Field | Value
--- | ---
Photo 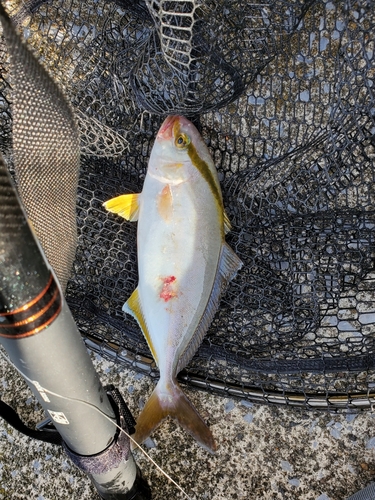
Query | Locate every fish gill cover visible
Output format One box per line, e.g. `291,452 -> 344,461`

0,0 -> 375,409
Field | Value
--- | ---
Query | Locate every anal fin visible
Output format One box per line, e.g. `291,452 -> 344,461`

123,288 -> 158,363
103,193 -> 140,221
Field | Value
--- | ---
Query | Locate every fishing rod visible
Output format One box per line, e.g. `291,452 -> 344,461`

0,157 -> 151,499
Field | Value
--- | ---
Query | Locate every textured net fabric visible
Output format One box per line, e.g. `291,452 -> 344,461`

0,1 -> 80,292
0,0 -> 375,409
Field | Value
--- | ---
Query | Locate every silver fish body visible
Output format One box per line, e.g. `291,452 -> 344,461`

104,115 -> 242,452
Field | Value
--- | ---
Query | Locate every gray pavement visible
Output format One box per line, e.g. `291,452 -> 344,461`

1,349 -> 375,499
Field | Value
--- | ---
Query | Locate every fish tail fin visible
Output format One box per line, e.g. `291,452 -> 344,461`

132,380 -> 216,454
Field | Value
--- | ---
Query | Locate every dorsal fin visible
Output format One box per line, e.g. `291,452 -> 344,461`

177,243 -> 243,373
223,210 -> 232,234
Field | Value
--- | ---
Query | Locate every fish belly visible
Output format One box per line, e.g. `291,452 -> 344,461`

137,173 -> 222,380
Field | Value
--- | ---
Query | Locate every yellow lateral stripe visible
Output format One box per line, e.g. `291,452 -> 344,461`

103,193 -> 140,221
187,143 -> 222,209
172,120 -> 223,215
187,142 -> 224,232
126,289 -> 158,363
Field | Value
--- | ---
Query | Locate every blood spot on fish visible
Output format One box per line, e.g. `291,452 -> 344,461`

160,275 -> 177,302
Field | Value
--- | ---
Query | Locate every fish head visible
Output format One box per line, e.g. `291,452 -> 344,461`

148,115 -> 212,182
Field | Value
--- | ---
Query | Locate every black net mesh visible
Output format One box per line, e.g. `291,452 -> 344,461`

1,0 -> 375,410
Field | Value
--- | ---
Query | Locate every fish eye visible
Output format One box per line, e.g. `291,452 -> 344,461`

175,133 -> 190,149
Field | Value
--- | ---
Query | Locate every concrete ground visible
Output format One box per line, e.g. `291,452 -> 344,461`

0,349 -> 375,500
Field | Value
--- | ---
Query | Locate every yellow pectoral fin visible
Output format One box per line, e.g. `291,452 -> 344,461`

157,184 -> 172,223
103,193 -> 140,221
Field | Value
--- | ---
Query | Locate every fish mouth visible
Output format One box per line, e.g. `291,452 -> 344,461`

157,115 -> 181,140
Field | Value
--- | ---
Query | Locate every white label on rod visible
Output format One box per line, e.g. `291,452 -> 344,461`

33,380 -> 51,403
48,410 -> 70,425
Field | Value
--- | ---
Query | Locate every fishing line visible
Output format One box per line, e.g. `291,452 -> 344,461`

0,348 -> 193,500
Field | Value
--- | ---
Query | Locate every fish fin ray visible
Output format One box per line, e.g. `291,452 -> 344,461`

103,193 -> 140,221
177,243 -> 243,373
219,242 -> 243,282
223,210 -> 232,234
132,380 -> 216,453
123,288 -> 158,363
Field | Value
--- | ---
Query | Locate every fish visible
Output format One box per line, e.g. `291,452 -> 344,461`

103,115 -> 242,453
